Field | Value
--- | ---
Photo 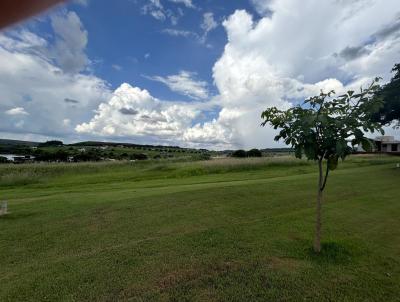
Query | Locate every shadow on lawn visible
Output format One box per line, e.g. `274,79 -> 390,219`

307,242 -> 360,265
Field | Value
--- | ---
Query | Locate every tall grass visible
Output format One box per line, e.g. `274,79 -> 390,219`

0,161 -> 134,187
0,154 -> 397,187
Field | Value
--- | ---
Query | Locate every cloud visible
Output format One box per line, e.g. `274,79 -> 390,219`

5,107 -> 29,116
146,71 -> 210,100
373,17 -> 400,41
168,0 -> 194,8
201,12 -> 218,33
338,45 -> 370,60
200,12 -> 218,43
161,28 -> 198,38
0,27 -> 110,139
74,0 -> 89,6
188,1 -> 400,149
76,83 -> 200,142
76,82 -> 236,149
249,0 -> 273,16
64,98 -> 80,104
141,0 -> 184,24
142,0 -> 166,20
335,16 -> 400,62
119,108 -> 139,115
160,12 -> 218,46
112,64 -> 123,71
50,11 -> 89,74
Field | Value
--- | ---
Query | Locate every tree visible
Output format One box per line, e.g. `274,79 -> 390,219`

231,150 -> 247,158
247,149 -> 262,157
372,63 -> 400,128
38,140 -> 63,147
261,79 -> 384,253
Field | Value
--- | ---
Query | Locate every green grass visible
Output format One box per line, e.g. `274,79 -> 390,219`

0,155 -> 399,301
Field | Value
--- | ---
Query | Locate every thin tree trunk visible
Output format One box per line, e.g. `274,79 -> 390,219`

314,159 -> 323,253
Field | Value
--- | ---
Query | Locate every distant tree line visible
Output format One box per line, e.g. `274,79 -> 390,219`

230,149 -> 262,158
38,140 -> 64,147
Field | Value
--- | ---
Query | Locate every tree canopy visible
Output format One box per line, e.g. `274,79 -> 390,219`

262,79 -> 384,167
371,63 -> 400,128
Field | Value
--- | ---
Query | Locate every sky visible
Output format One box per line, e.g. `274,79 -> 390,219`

0,0 -> 399,150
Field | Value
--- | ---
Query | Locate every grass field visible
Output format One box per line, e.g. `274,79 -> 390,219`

0,155 -> 399,301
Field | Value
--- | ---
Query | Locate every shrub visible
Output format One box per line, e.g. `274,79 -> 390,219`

247,149 -> 262,157
131,153 -> 148,160
231,150 -> 247,158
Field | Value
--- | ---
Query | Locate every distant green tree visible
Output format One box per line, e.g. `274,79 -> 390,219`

0,156 -> 9,163
261,79 -> 383,253
38,140 -> 63,147
192,153 -> 211,161
131,153 -> 148,160
247,149 -> 262,157
372,63 -> 400,128
231,150 -> 247,158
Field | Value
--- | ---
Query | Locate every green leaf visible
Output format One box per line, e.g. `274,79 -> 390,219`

294,147 -> 303,159
327,156 -> 339,171
361,138 -> 373,152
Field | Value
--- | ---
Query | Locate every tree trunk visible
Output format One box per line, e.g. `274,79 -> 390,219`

314,159 -> 323,253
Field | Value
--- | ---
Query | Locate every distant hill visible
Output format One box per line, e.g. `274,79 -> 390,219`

0,138 -> 293,153
0,139 -> 40,147
69,141 -> 206,152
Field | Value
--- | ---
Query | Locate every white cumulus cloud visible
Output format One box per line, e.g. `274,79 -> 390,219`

189,1 -> 400,149
5,107 -> 29,116
0,25 -> 110,140
76,83 -> 200,141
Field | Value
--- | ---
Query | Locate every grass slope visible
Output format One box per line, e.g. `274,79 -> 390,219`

0,156 -> 399,301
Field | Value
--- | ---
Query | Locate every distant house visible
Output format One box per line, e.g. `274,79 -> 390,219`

374,136 -> 400,153
13,155 -> 35,163
357,136 -> 400,153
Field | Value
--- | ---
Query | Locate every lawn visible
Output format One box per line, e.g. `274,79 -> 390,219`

0,155 -> 399,301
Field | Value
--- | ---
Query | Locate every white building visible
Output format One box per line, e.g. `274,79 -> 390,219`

374,136 -> 400,153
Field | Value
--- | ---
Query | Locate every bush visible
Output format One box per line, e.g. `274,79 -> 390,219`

247,149 -> 262,157
131,153 -> 148,160
0,156 -> 9,164
231,150 -> 247,158
192,153 -> 211,161
38,140 -> 63,147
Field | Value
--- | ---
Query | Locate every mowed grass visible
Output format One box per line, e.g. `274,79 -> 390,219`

0,155 -> 399,301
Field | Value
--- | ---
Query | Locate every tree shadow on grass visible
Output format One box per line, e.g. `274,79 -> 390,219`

307,242 -> 357,265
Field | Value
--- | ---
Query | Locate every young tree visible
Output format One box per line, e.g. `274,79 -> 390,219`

261,79 -> 384,253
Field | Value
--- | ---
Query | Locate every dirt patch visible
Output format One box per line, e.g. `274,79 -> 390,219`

266,256 -> 302,271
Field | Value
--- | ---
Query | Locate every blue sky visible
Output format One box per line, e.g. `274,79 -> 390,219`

0,0 -> 399,149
